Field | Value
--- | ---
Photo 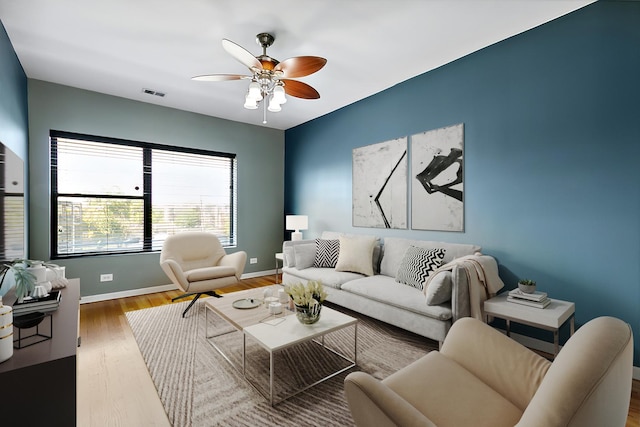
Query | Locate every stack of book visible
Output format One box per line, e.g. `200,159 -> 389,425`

12,291 -> 62,316
507,289 -> 550,309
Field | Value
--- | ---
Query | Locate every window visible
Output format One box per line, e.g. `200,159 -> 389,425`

50,131 -> 237,258
0,142 -> 26,262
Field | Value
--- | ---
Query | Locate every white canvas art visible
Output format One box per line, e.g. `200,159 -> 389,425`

411,123 -> 464,231
352,137 -> 407,229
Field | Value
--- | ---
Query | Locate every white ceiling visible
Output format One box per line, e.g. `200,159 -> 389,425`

0,0 -> 594,130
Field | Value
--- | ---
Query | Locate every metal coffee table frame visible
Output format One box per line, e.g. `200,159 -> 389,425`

204,291 -> 358,406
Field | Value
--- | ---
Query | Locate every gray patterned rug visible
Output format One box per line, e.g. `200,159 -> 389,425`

126,300 -> 437,427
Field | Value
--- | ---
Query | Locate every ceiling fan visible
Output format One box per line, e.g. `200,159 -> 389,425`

193,32 -> 327,123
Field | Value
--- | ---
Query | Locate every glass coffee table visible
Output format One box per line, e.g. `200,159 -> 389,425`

204,288 -> 358,405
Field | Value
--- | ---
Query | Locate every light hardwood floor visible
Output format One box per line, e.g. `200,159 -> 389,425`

78,275 -> 639,426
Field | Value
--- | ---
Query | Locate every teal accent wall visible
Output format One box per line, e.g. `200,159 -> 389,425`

28,80 -> 284,297
285,1 -> 640,365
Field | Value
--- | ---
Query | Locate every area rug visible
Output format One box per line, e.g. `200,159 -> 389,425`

126,300 -> 438,427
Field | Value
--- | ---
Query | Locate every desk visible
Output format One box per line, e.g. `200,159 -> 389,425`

484,292 -> 574,358
275,252 -> 284,284
0,278 -> 80,426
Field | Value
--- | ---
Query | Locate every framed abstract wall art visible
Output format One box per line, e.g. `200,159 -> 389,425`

410,123 -> 464,232
352,137 -> 407,229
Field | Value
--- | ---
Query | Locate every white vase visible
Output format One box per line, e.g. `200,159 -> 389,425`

27,262 -> 47,284
0,297 -> 13,363
40,281 -> 52,294
46,265 -> 68,289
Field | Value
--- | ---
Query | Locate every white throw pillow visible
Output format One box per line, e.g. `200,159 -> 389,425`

335,235 -> 377,276
284,247 -> 295,267
294,243 -> 316,270
395,246 -> 445,290
425,270 -> 453,305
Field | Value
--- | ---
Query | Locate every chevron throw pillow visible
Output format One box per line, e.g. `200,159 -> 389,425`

395,246 -> 445,290
313,239 -> 340,268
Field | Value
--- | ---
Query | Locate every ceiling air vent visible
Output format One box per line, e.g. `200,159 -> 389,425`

142,88 -> 166,97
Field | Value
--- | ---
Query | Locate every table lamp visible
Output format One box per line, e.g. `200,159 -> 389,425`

286,215 -> 308,241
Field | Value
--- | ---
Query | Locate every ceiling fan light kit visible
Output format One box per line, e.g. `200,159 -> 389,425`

193,32 -> 326,124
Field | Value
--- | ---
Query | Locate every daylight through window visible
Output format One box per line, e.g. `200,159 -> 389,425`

50,131 -> 237,258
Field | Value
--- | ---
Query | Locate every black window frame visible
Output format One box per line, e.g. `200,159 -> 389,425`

50,130 -> 237,259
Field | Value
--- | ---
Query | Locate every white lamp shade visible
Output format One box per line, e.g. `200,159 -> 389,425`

268,97 -> 282,112
244,94 -> 258,109
273,85 -> 287,104
286,215 -> 308,231
248,81 -> 263,101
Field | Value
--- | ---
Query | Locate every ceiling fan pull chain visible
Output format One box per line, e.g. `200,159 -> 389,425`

263,99 -> 267,124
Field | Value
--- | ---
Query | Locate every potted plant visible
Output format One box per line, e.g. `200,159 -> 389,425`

285,280 -> 328,324
0,260 -> 38,303
518,278 -> 537,294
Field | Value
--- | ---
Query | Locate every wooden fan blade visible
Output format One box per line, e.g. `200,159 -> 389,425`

282,79 -> 320,99
274,56 -> 327,78
191,74 -> 251,81
222,39 -> 262,71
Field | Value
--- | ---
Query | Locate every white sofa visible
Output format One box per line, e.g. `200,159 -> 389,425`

282,232 -> 503,346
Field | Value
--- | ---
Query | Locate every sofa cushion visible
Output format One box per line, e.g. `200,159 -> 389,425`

341,276 -> 452,321
293,243 -> 316,270
426,270 -> 453,305
185,266 -> 237,281
322,231 -> 382,274
335,235 -> 377,276
314,239 -> 340,268
383,351 -> 523,427
282,266 -> 364,290
395,246 -> 445,290
380,237 -> 481,277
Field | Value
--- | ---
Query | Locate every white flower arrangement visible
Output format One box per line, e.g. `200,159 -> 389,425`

285,280 -> 327,308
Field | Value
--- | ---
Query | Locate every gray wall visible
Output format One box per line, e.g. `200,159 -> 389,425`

28,80 -> 284,297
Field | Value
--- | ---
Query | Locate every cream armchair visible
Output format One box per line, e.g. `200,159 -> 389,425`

345,316 -> 633,427
160,232 -> 247,317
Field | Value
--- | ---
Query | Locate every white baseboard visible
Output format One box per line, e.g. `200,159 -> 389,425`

79,269 -> 276,304
497,328 -> 640,381
242,269 -> 276,279
80,283 -> 179,304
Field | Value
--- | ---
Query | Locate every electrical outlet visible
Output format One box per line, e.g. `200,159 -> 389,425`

100,273 -> 113,282
250,258 -> 258,264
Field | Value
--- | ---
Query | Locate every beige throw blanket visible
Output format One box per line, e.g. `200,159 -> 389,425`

424,254 -> 504,320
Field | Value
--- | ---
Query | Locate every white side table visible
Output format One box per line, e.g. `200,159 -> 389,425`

484,292 -> 575,359
275,252 -> 284,284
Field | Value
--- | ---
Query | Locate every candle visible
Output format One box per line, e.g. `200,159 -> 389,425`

269,302 -> 283,315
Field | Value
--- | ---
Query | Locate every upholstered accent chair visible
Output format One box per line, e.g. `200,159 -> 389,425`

160,232 -> 247,317
345,316 -> 633,427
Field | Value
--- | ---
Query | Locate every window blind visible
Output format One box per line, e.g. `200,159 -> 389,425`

51,131 -> 237,258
